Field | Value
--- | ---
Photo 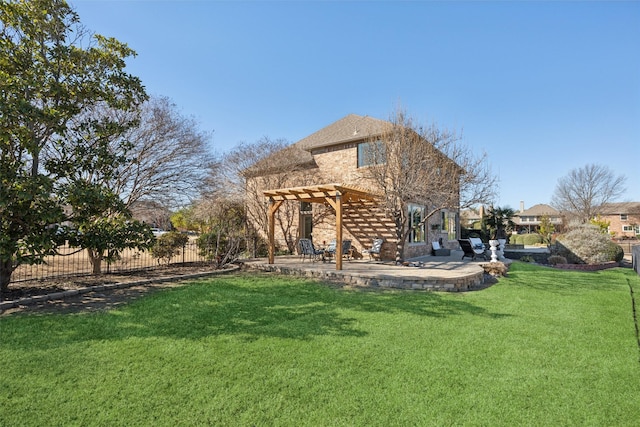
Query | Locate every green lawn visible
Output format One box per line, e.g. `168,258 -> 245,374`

1,263 -> 639,426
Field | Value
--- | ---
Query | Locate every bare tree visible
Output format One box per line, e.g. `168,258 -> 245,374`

207,137 -> 329,254
191,195 -> 245,268
114,95 -> 213,210
361,109 -> 497,261
551,163 -> 627,223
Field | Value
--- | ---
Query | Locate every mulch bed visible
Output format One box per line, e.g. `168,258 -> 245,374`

0,265 -> 232,316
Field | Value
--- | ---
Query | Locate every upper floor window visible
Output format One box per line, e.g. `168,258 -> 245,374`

620,214 -> 628,221
357,140 -> 386,168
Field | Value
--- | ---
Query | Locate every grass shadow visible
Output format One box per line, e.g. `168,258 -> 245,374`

1,272 -> 511,349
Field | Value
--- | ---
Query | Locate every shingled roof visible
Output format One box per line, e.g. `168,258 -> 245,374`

599,202 -> 640,215
244,114 -> 389,177
515,204 -> 560,217
295,114 -> 389,151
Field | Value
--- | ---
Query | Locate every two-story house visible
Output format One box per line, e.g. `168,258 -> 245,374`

513,202 -> 563,234
244,114 -> 462,264
598,202 -> 640,237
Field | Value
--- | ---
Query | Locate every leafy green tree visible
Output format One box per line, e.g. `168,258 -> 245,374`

170,206 -> 203,233
589,215 -> 611,234
150,232 -> 189,265
0,0 -> 146,291
61,181 -> 153,273
538,214 -> 556,245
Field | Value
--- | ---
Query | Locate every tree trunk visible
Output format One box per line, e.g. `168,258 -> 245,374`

87,249 -> 103,274
0,258 -> 15,296
394,215 -> 405,264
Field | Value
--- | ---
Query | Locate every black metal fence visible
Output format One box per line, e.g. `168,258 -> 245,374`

615,240 -> 640,256
11,240 -> 211,283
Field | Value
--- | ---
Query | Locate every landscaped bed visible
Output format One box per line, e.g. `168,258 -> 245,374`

1,264 -> 639,426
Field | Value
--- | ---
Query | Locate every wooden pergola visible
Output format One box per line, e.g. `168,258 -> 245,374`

263,183 -> 380,270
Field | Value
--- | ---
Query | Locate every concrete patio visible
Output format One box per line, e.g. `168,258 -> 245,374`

243,250 -> 506,292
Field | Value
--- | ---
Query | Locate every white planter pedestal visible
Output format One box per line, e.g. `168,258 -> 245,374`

489,240 -> 499,263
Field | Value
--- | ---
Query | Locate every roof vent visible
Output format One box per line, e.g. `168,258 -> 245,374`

353,127 -> 359,136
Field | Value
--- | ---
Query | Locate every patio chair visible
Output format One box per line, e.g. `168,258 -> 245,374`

362,238 -> 384,260
298,238 -> 323,262
326,239 -> 353,261
469,237 -> 488,256
458,238 -> 488,261
431,241 -> 451,256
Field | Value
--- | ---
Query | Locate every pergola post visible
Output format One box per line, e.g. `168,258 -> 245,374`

335,192 -> 343,270
267,198 -> 283,264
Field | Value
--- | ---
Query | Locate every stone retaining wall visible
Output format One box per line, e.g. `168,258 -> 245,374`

246,263 -> 484,292
552,262 -> 618,271
504,250 -> 550,264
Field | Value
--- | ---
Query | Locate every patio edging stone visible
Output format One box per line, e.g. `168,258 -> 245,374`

245,260 -> 484,291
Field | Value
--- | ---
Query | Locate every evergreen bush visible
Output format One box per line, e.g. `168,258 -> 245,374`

548,255 -> 568,265
523,234 -> 543,245
604,241 -> 624,263
555,224 -> 616,264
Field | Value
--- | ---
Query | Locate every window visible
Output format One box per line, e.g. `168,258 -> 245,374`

299,202 -> 313,239
620,214 -> 628,221
357,140 -> 386,168
623,225 -> 634,232
442,210 -> 458,241
408,204 -> 425,243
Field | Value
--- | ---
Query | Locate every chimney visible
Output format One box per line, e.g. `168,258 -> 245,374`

520,201 -> 525,213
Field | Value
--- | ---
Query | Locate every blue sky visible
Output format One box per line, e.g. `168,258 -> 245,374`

71,0 -> 639,209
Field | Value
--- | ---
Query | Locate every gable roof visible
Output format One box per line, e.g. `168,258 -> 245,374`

599,202 -> 640,215
296,114 -> 388,151
515,204 -> 560,217
244,114 -> 388,177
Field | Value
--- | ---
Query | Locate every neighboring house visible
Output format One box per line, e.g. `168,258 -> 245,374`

460,206 -> 485,230
598,202 -> 640,238
513,202 -> 563,234
244,114 -> 461,261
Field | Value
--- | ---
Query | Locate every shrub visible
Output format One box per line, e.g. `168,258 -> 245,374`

519,255 -> 535,263
197,230 -> 245,268
150,232 -> 189,265
522,234 -> 543,245
512,234 -> 526,245
555,224 -> 616,264
604,241 -> 624,263
548,255 -> 568,265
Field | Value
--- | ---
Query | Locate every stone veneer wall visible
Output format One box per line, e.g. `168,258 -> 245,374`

248,263 -> 484,292
503,250 -> 550,264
